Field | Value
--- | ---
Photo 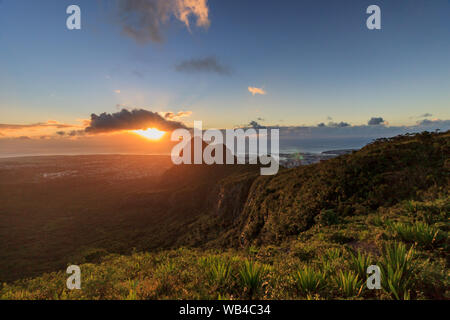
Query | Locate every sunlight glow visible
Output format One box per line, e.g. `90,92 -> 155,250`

133,128 -> 166,140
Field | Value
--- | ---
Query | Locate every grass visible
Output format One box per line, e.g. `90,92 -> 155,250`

239,260 -> 270,298
349,250 -> 372,281
0,199 -> 448,300
293,266 -> 326,295
333,270 -> 363,297
379,242 -> 416,300
388,221 -> 446,248
200,256 -> 232,288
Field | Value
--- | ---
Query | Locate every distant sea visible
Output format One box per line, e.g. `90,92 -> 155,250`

279,137 -> 374,154
0,137 -> 376,159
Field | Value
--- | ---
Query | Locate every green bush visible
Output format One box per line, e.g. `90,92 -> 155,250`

239,260 -> 270,298
389,221 -> 446,248
379,242 -> 415,300
333,270 -> 362,297
201,256 -> 232,288
293,266 -> 326,295
349,250 -> 372,280
315,209 -> 339,226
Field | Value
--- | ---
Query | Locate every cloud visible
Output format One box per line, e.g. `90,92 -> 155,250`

117,0 -> 210,43
85,108 -> 187,134
163,111 -> 192,120
0,121 -> 77,130
417,119 -> 450,126
248,121 -> 266,129
368,117 -> 385,125
175,56 -> 230,75
419,113 -> 433,118
248,87 -> 266,96
114,90 -> 121,94
328,121 -> 350,128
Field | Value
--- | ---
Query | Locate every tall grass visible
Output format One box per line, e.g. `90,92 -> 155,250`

388,221 -> 445,248
349,250 -> 372,280
293,266 -> 326,295
333,270 -> 362,297
200,256 -> 232,287
380,242 -> 415,300
239,260 -> 270,298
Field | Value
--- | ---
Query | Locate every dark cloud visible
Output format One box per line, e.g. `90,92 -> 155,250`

417,119 -> 450,126
420,113 -> 433,118
56,131 -> 65,136
368,117 -> 385,125
248,121 -> 266,129
175,56 -> 231,75
317,121 -> 350,128
328,121 -> 350,128
85,108 -> 187,134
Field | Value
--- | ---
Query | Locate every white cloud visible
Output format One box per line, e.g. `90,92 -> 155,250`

248,86 -> 266,96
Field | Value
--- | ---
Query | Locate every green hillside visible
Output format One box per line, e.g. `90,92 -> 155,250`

1,131 -> 449,300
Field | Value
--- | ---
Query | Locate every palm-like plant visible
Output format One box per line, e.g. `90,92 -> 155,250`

349,250 -> 372,280
239,260 -> 270,298
333,270 -> 363,297
293,266 -> 326,294
379,242 -> 415,300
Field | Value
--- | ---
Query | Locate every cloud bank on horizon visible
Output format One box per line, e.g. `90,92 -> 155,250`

1,109 -> 449,141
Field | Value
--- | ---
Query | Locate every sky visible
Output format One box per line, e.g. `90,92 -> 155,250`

0,0 -> 449,155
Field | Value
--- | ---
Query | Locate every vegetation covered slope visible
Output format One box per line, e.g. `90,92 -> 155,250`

180,131 -> 449,248
1,131 -> 449,299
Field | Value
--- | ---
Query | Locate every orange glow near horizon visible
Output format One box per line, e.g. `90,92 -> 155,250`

133,128 -> 166,140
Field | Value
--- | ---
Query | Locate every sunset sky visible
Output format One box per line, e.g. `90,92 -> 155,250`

0,0 -> 449,155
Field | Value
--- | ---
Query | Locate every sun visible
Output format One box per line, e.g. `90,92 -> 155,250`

133,128 -> 166,140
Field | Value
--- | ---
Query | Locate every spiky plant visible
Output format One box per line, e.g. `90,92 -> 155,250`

239,260 -> 270,298
349,250 -> 372,280
389,222 -> 445,248
333,270 -> 363,298
293,266 -> 326,295
206,258 -> 232,287
379,242 -> 415,300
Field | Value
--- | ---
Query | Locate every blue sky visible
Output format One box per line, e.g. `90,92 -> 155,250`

0,0 -> 449,145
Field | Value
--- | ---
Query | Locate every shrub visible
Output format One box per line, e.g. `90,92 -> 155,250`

379,242 -> 415,300
293,266 -> 326,295
333,270 -> 362,297
315,209 -> 339,226
349,250 -> 372,280
324,248 -> 342,261
389,221 -> 446,248
368,215 -> 384,227
239,260 -> 270,298
202,256 -> 232,288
